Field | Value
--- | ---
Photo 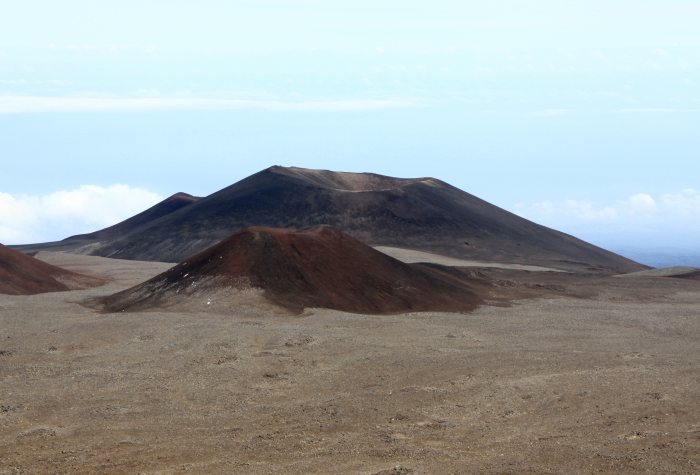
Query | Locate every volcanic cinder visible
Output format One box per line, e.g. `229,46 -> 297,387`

7,167 -> 696,474
2,248 -> 699,474
0,243 -> 105,295
15,166 -> 646,274
96,226 -> 482,314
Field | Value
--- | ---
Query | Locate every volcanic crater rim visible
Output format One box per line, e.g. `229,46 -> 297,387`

270,165 -> 436,192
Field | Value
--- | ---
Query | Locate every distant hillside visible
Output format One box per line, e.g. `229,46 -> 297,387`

66,192 -> 200,242
611,248 -> 700,269
14,166 -> 647,273
0,243 -> 104,295
13,192 -> 200,255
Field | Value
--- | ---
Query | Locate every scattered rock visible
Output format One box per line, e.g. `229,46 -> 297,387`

284,335 -> 314,347
372,465 -> 413,475
18,427 -> 57,439
215,354 -> 238,365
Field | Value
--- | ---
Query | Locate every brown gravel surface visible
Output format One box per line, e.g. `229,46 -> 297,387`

0,253 -> 698,474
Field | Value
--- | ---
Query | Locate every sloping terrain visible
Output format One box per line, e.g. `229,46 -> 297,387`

674,270 -> 700,281
66,192 -> 200,242
0,243 -> 105,295
96,226 -> 482,314
618,266 -> 700,281
15,166 -> 646,273
13,192 -> 200,255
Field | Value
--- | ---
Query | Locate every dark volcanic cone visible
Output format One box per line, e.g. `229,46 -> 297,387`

0,244 -> 105,295
16,166 -> 646,274
98,226 -> 482,315
12,192 -> 200,255
64,192 -> 200,242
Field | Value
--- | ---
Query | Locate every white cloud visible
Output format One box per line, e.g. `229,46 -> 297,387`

0,185 -> 162,244
622,193 -> 657,216
661,189 -> 700,216
0,194 -> 38,244
562,200 -> 619,221
0,95 -> 421,114
513,189 -> 700,248
611,108 -> 700,114
516,190 -> 700,225
530,109 -> 571,118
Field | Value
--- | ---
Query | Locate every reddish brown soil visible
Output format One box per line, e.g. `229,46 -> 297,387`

0,244 -> 106,295
99,226 -> 482,314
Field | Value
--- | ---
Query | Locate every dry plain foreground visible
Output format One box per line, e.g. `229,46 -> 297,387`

0,252 -> 699,474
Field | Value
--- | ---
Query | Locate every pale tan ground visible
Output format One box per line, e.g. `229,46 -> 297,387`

1,253 -> 699,474
374,246 -> 565,272
616,266 -> 700,278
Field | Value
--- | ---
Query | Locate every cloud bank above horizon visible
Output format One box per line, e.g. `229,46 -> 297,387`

514,189 -> 700,249
0,1 -> 697,256
0,185 -> 162,244
0,96 -> 420,114
1,183 -> 699,254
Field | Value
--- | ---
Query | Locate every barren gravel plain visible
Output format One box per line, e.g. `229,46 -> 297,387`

1,252 -> 699,474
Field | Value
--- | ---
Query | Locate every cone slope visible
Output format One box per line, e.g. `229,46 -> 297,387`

99,226 -> 482,314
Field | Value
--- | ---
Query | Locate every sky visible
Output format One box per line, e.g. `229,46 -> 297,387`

0,1 -> 699,264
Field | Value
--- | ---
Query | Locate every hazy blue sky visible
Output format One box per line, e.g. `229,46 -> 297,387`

1,1 -> 699,261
